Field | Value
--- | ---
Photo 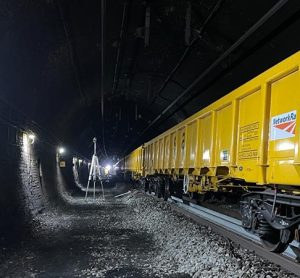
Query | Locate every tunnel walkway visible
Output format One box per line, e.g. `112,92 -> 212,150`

0,183 -> 296,278
0,187 -> 160,278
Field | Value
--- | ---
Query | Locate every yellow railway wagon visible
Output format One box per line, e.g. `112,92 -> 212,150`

124,146 -> 143,179
144,51 -> 300,188
126,51 -> 300,254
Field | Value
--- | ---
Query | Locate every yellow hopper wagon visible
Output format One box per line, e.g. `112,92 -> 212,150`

124,146 -> 144,181
124,52 -> 300,253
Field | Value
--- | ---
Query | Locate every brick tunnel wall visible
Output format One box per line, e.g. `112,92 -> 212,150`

0,120 -> 87,243
0,122 -> 25,242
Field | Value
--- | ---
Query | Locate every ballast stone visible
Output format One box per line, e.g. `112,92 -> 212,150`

122,192 -> 296,278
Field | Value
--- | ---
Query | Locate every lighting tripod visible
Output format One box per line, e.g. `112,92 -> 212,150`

85,137 -> 105,201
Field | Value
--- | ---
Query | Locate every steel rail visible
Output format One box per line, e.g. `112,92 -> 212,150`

168,196 -> 300,277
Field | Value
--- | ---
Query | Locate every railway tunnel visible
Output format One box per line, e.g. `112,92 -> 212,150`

2,0 -> 300,277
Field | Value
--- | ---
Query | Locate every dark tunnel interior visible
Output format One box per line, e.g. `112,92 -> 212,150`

1,0 -> 300,276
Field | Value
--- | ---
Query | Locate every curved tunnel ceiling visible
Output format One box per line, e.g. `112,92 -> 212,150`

1,0 -> 300,158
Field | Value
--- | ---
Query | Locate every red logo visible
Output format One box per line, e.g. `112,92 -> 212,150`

274,121 -> 296,134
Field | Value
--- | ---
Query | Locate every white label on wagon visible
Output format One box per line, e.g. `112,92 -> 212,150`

270,110 -> 297,141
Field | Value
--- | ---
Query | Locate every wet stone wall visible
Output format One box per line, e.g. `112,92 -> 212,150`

19,132 -> 45,217
0,122 -> 59,243
0,123 -> 24,242
0,115 -> 91,245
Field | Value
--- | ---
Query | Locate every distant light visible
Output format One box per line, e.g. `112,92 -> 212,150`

105,164 -> 112,171
23,133 -> 29,153
78,159 -> 83,164
22,132 -> 36,153
28,133 -> 36,144
58,147 -> 65,154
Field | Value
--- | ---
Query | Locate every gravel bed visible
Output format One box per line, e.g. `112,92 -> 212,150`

121,191 -> 297,278
0,187 -> 297,277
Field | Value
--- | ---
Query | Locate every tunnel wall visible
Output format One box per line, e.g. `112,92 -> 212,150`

0,120 -> 87,243
0,123 -> 26,242
0,122 -> 51,242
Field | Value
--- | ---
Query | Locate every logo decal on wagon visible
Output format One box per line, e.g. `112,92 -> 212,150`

270,110 -> 296,140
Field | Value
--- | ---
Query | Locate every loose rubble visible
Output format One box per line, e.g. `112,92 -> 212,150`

0,187 -> 297,277
121,191 -> 297,278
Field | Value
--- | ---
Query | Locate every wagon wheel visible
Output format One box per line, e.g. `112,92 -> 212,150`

148,181 -> 152,194
258,218 -> 294,253
155,181 -> 162,198
188,192 -> 196,200
163,178 -> 170,201
197,193 -> 206,204
144,179 -> 149,193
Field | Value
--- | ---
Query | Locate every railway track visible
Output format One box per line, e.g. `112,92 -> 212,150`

148,192 -> 300,276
